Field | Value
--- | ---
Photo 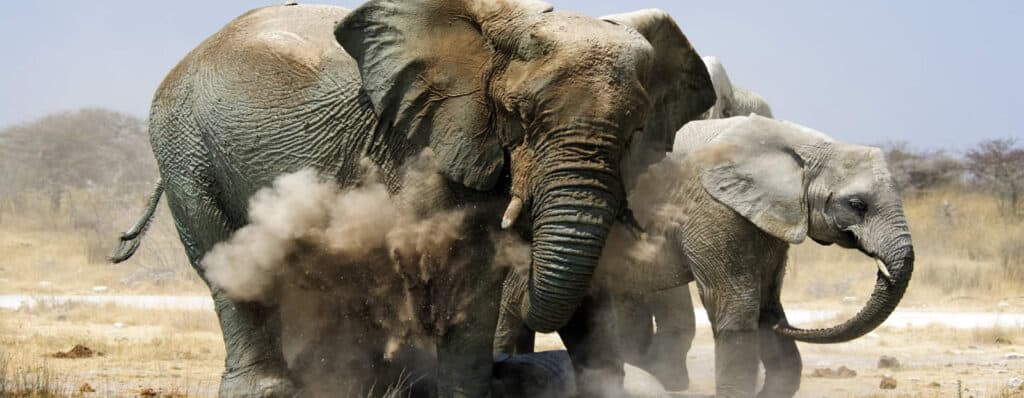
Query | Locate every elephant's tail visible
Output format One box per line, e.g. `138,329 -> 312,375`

110,179 -> 164,264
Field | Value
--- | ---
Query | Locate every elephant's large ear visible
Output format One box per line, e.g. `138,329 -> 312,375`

695,116 -> 808,243
601,9 -> 716,154
336,0 -> 548,190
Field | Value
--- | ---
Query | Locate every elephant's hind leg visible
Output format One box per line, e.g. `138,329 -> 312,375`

646,285 -> 696,391
164,186 -> 298,397
558,292 -> 627,398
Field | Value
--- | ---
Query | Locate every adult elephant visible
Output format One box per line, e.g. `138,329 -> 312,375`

110,1 -> 714,397
702,56 -> 774,119
499,115 -> 915,397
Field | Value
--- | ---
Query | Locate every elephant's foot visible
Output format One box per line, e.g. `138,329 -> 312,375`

646,360 -> 689,391
220,365 -> 300,398
757,387 -> 798,398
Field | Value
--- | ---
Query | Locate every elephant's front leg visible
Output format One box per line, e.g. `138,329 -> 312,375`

558,292 -> 627,398
697,281 -> 761,398
437,278 -> 503,398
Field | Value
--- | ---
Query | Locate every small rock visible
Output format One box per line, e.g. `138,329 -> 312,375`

1005,353 -> 1024,360
880,375 -> 897,390
92,286 -> 108,293
1009,377 -> 1024,390
927,381 -> 941,388
996,337 -> 1013,345
878,355 -> 901,369
113,322 -> 124,329
79,382 -> 96,393
138,388 -> 158,398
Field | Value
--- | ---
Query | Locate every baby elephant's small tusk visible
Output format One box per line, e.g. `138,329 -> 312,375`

875,259 -> 894,283
501,196 -> 523,229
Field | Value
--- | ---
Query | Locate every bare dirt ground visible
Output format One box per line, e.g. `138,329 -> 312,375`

3,297 -> 1023,398
2,188 -> 1023,397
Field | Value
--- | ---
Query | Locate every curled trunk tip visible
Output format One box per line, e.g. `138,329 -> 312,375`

775,250 -> 913,344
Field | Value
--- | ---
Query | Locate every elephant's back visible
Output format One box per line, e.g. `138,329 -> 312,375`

153,4 -> 355,107
149,4 -> 377,212
182,3 -> 360,113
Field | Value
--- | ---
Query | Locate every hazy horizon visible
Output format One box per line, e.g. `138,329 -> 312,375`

1,1 -> 1020,149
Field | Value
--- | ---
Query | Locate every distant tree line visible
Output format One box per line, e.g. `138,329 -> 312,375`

883,138 -> 1024,217
0,108 -> 1020,217
0,108 -> 157,206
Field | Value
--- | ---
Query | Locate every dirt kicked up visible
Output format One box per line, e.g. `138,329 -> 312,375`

2,296 -> 1023,397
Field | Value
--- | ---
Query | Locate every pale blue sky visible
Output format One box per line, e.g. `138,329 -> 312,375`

1,1 -> 1020,149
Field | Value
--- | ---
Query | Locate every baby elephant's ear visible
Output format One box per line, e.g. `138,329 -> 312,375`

695,116 -> 808,243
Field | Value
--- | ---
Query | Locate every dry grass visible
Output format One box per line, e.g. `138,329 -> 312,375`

0,354 -> 72,398
785,187 -> 1024,307
0,189 -> 206,296
0,303 -> 223,398
2,184 -> 1023,397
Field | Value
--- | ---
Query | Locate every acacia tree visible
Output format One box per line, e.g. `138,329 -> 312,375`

965,138 -> 1024,218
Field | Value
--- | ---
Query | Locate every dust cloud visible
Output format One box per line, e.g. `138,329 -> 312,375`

596,155 -> 693,293
201,151 -> 526,395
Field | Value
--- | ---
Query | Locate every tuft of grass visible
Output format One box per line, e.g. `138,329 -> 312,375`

0,355 -> 73,398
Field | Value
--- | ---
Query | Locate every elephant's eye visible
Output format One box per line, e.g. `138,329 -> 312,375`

848,197 -> 868,213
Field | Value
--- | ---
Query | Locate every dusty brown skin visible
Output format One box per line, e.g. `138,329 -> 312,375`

112,1 -> 714,396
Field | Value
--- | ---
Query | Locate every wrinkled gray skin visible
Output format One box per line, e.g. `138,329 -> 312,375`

619,55 -> 776,390
111,1 -> 714,397
499,115 -> 915,397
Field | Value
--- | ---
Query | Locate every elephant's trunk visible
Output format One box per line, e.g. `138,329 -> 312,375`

776,225 -> 914,343
519,132 -> 622,333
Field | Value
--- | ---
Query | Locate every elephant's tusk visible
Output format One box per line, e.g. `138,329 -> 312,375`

501,196 -> 523,229
875,259 -> 894,283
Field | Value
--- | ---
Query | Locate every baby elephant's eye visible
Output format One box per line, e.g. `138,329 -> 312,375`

848,197 -> 868,213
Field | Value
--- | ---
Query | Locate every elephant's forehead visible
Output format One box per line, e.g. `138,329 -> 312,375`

533,11 -> 651,66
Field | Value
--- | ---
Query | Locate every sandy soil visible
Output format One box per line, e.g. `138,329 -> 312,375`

3,296 -> 1023,397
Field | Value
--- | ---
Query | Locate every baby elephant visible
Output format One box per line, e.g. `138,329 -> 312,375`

498,115 -> 915,398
